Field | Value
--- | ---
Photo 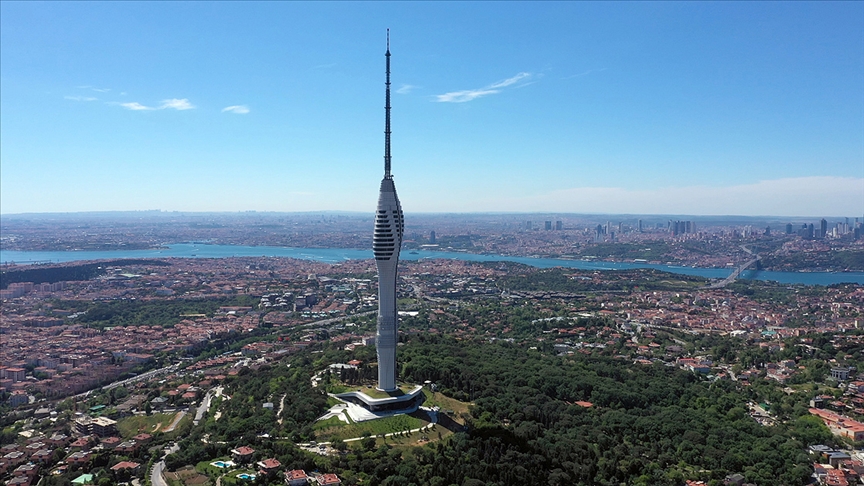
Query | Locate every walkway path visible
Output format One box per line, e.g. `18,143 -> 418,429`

276,393 -> 286,425
161,411 -> 186,433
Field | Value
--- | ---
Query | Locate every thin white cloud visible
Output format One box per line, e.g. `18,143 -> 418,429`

119,102 -> 155,111
396,84 -> 418,94
65,95 -> 98,102
488,72 -> 531,89
471,177 -> 864,217
435,72 -> 532,103
436,89 -> 500,103
159,98 -> 195,110
114,98 -> 195,111
222,105 -> 250,114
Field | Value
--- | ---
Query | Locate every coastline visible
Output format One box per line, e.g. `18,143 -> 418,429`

2,244 -> 864,286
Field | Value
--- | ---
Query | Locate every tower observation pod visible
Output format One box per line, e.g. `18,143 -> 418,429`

373,30 -> 404,392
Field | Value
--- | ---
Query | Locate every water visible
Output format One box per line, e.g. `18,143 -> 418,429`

2,243 -> 863,286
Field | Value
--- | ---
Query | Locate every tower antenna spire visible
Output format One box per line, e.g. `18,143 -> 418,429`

384,29 -> 392,179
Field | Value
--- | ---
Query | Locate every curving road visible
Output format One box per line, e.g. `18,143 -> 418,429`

149,443 -> 179,486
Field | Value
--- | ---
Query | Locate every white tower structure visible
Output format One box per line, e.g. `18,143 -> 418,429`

373,30 -> 404,392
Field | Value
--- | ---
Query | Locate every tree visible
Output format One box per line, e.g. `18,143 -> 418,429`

332,439 -> 347,453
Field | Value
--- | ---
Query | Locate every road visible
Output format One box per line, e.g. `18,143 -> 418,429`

72,362 -> 179,400
194,386 -> 223,425
300,310 -> 376,328
103,363 -> 179,391
150,443 -> 179,486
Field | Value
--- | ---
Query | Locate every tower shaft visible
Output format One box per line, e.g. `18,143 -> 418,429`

374,30 -> 403,392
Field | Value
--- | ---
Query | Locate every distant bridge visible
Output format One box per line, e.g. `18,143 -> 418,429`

704,245 -> 760,289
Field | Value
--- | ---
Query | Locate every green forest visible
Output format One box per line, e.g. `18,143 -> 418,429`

58,295 -> 258,328
0,259 -> 169,289
167,336 -> 825,486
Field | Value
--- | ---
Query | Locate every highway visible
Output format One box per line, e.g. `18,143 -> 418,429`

299,309 -> 377,328
71,362 -> 179,400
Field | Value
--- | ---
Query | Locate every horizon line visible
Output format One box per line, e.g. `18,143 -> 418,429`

1,210 -> 860,220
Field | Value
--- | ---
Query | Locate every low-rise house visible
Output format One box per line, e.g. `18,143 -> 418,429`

2,451 -> 26,466
12,463 -> 38,478
23,442 -> 45,452
316,473 -> 341,485
100,436 -> 121,449
110,461 -> 141,472
810,408 -> 864,441
66,451 -> 91,465
115,441 -> 139,454
46,433 -> 70,446
31,449 -> 54,463
285,469 -> 309,486
231,446 -> 255,463
257,458 -> 281,473
6,475 -> 34,486
132,433 -> 153,444
825,468 -> 849,486
1,444 -> 20,455
69,436 -> 93,449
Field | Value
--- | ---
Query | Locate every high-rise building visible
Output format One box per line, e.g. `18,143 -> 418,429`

429,230 -> 436,244
637,219 -> 643,233
544,221 -> 552,231
555,220 -> 563,231
373,32 -> 404,392
820,219 -> 828,238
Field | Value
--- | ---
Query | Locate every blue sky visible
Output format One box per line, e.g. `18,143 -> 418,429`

1,2 -> 862,216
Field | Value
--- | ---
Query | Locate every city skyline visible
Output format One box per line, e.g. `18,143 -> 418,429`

1,2 -> 862,216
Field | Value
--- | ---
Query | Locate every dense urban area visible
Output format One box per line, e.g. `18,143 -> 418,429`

1,212 -> 862,272
1,214 -> 864,486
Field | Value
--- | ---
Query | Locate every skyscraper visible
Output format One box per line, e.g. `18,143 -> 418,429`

373,31 -> 404,392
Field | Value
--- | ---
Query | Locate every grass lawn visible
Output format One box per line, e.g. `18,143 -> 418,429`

326,383 -> 351,394
422,390 -> 471,416
220,469 -> 259,486
316,412 -> 427,442
117,412 -> 177,438
344,384 -> 416,399
313,415 -> 345,430
195,458 -> 228,476
377,422 -> 448,450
